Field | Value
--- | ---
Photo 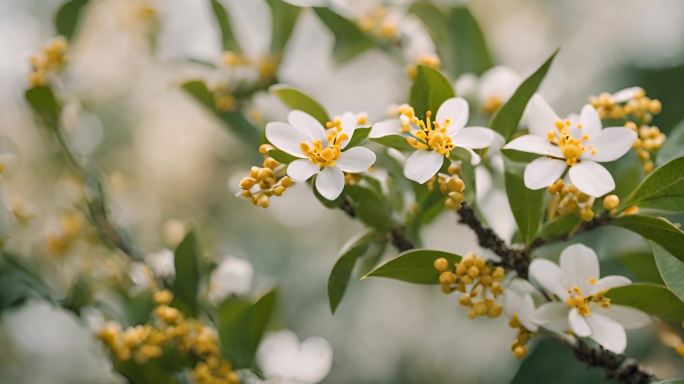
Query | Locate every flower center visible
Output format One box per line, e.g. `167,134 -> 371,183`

299,127 -> 348,168
547,119 -> 593,166
564,281 -> 611,317
483,96 -> 502,114
400,108 -> 455,157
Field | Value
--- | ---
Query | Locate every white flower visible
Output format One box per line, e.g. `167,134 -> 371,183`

369,97 -> 495,184
265,111 -> 376,200
208,256 -> 254,303
257,330 -> 333,384
455,66 -> 521,114
144,249 -> 175,279
503,279 -> 540,332
504,95 -> 637,197
611,87 -> 644,103
530,244 -> 650,353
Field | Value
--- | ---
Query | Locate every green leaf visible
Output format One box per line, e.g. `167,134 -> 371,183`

266,0 -> 301,54
25,85 -> 62,129
537,214 -> 581,241
409,66 -> 455,119
448,6 -> 493,76
369,134 -> 414,151
622,157 -> 684,211
172,232 -> 201,315
504,159 -> 545,244
114,359 -> 178,384
657,119 -> 684,166
652,241 -> 684,302
345,185 -> 393,231
327,230 -> 377,314
268,149 -> 298,164
313,7 -> 374,64
490,49 -> 559,140
606,283 -> 684,323
618,252 -> 663,285
217,288 -> 277,369
210,0 -> 241,52
270,84 -> 329,125
346,127 -> 371,148
55,0 -> 90,40
611,215 -> 684,262
364,249 -> 462,285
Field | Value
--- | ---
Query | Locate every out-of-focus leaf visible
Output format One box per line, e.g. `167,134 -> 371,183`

364,249 -> 461,285
618,252 -> 663,285
658,119 -> 684,166
25,85 -> 62,128
408,2 -> 453,71
266,0 -> 301,54
268,149 -> 298,164
217,288 -> 277,369
172,232 -> 201,315
537,214 -> 581,241
114,359 -> 178,384
55,0 -> 90,40
210,0 -> 241,52
601,150 -> 643,200
504,159 -> 545,244
0,255 -> 54,313
270,84 -> 329,124
621,157 -> 684,212
606,283 -> 684,323
490,49 -> 558,140
652,241 -> 684,302
313,7 -> 374,64
345,185 -> 393,231
124,290 -> 155,326
448,6 -> 492,76
511,339 -> 606,384
328,230 -> 377,314
346,127 -> 371,148
611,215 -> 684,262
409,65 -> 455,119
369,135 -> 414,151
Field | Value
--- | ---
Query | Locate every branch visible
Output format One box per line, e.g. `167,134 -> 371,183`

529,212 -> 612,251
338,197 -> 415,252
572,340 -> 657,384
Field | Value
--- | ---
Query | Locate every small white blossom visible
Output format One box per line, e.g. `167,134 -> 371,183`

503,279 -> 540,332
144,249 -> 175,279
208,256 -> 254,303
257,330 -> 333,384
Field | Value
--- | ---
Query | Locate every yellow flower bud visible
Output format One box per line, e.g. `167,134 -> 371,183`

580,208 -> 594,222
513,345 -> 528,359
459,294 -> 471,306
153,290 -> 173,305
602,195 -> 620,210
433,257 -> 449,272
439,271 -> 457,285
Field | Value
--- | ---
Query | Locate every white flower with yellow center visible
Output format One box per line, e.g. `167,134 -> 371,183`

370,97 -> 495,184
504,95 -> 637,197
265,111 -> 376,200
530,244 -> 650,353
455,66 -> 522,114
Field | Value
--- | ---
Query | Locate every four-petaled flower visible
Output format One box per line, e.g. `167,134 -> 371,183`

530,244 -> 650,353
265,111 -> 376,200
504,95 -> 636,197
369,97 -> 495,184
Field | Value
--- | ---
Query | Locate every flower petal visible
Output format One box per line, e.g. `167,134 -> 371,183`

586,313 -> 627,353
265,122 -> 308,157
403,150 -> 444,184
529,259 -> 568,299
523,157 -> 566,190
579,104 -> 602,138
339,111 -> 358,148
288,110 -> 326,142
436,97 -> 469,135
526,94 -> 560,137
504,135 -> 563,157
451,127 -> 495,149
584,127 -> 637,162
503,290 -> 523,318
315,166 -> 345,200
336,147 -> 376,173
568,161 -> 615,197
590,275 -> 631,295
559,244 -> 599,293
460,147 -> 481,165
520,295 -> 539,332
369,119 -> 402,138
569,308 -> 591,337
612,87 -> 643,103
593,305 -> 650,329
287,159 -> 319,182
533,302 -> 569,334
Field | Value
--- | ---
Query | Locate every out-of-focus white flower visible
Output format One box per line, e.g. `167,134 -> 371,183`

257,330 -> 333,384
144,249 -> 175,279
128,262 -> 154,288
370,98 -> 495,183
454,73 -> 478,100
503,95 -> 636,197
454,66 -> 521,115
611,86 -> 644,103
265,111 -> 376,200
208,256 -> 254,303
162,219 -> 186,247
0,192 -> 15,242
530,244 -> 650,353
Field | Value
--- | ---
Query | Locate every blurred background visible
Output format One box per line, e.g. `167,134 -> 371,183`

0,0 -> 683,383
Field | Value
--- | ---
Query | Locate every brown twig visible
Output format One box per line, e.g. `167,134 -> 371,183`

337,197 -> 415,252
572,340 -> 657,384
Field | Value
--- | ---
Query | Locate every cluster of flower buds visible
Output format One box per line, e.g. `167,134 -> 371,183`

407,53 -> 442,79
47,210 -> 85,256
435,163 -> 465,210
357,6 -> 400,40
590,88 -> 662,123
97,290 -> 239,384
28,37 -> 68,87
222,51 -> 277,79
239,146 -> 293,208
508,314 -> 534,359
547,180 -> 596,222
626,122 -> 666,173
434,253 -> 505,319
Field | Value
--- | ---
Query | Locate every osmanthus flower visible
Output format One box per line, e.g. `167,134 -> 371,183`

265,111 -> 376,200
369,97 -> 495,184
529,244 -> 650,353
503,279 -> 540,358
503,95 -> 637,197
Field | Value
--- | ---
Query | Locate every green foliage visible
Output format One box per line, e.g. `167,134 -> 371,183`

0,255 -> 53,314
270,84 -> 330,124
25,85 -> 62,129
172,232 -> 201,315
490,50 -> 558,140
611,215 -> 684,262
504,159 -> 545,244
448,7 -> 493,76
652,242 -> 684,302
346,127 -> 371,148
210,0 -> 241,52
621,157 -> 684,211
313,7 -> 374,64
606,283 -> 684,323
617,252 -> 663,285
537,214 -> 581,241
55,0 -> 89,40
266,0 -> 301,54
113,358 -> 178,384
267,149 -> 298,164
369,135 -> 414,151
365,249 -> 461,284
409,66 -> 455,119
345,186 -> 393,231
657,119 -> 684,165
217,288 -> 277,369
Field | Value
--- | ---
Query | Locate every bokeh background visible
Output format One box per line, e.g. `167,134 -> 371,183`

1,0 -> 683,383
